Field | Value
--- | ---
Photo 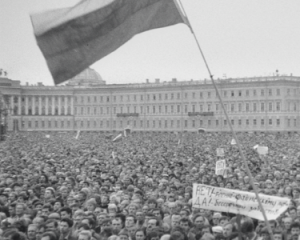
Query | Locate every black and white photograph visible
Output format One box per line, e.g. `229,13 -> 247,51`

0,1 -> 300,240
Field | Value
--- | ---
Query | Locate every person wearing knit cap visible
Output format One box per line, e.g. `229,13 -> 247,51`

146,178 -> 153,185
127,185 -> 135,193
212,213 -> 222,226
108,203 -> 118,213
85,198 -> 97,212
160,234 -> 171,240
265,179 -> 273,191
80,188 -> 90,197
119,200 -> 130,211
44,187 -> 56,204
77,188 -> 89,207
212,226 -> 223,237
118,229 -> 129,240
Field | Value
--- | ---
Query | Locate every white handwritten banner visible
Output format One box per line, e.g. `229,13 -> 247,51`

216,148 -> 225,157
215,160 -> 226,176
192,184 -> 290,220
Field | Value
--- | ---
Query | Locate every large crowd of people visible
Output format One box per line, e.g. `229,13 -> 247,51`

0,130 -> 299,240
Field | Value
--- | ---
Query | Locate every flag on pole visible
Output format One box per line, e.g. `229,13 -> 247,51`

112,151 -> 116,159
253,144 -> 259,150
112,133 -> 123,142
75,130 -> 81,140
124,127 -> 131,137
31,0 -> 187,85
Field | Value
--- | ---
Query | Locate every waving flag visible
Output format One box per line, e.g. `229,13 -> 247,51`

112,133 -> 123,142
31,0 -> 187,85
231,138 -> 237,145
253,144 -> 259,150
75,130 -> 81,140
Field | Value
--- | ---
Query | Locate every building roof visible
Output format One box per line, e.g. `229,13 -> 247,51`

65,68 -> 106,86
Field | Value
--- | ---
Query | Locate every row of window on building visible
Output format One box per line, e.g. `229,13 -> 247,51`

21,117 -> 298,129
12,106 -> 72,116
72,88 -> 298,104
11,100 -> 299,116
74,101 -> 298,115
9,96 -> 72,104
6,87 -> 299,108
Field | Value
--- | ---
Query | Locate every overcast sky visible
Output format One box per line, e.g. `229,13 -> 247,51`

0,0 -> 299,86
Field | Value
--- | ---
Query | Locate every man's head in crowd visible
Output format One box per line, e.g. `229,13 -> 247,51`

112,218 -> 123,235
59,218 -> 73,236
223,223 -> 234,238
27,224 -> 38,240
283,217 -> 293,231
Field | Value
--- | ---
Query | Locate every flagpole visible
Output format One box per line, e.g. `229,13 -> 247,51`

176,1 -> 275,238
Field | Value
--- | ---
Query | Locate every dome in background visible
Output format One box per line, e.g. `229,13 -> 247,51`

66,68 -> 106,86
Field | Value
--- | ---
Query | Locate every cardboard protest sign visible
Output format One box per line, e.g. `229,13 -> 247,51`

216,148 -> 225,157
192,184 -> 290,220
45,135 -> 50,138
215,160 -> 226,176
257,146 -> 268,155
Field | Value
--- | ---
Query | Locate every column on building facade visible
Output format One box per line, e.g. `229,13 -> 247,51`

18,96 -> 21,115
39,96 -> 42,115
25,96 -> 28,115
58,96 -> 61,115
71,97 -> 74,115
62,96 -> 66,115
65,96 -> 68,115
52,96 -> 55,115
10,96 -> 14,114
32,96 -> 35,115
45,97 -> 48,115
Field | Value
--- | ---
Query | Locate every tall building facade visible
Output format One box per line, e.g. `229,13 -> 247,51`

0,68 -> 299,132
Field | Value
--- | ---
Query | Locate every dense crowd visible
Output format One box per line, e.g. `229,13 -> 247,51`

0,131 -> 300,240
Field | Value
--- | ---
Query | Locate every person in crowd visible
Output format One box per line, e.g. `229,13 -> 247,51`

0,131 -> 299,240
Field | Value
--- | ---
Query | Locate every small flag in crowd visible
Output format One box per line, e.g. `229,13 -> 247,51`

216,148 -> 225,157
45,134 -> 50,138
75,130 -> 81,140
253,144 -> 259,150
30,0 -> 187,85
112,133 -> 123,142
124,127 -> 131,138
257,146 -> 268,155
231,138 -> 237,145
